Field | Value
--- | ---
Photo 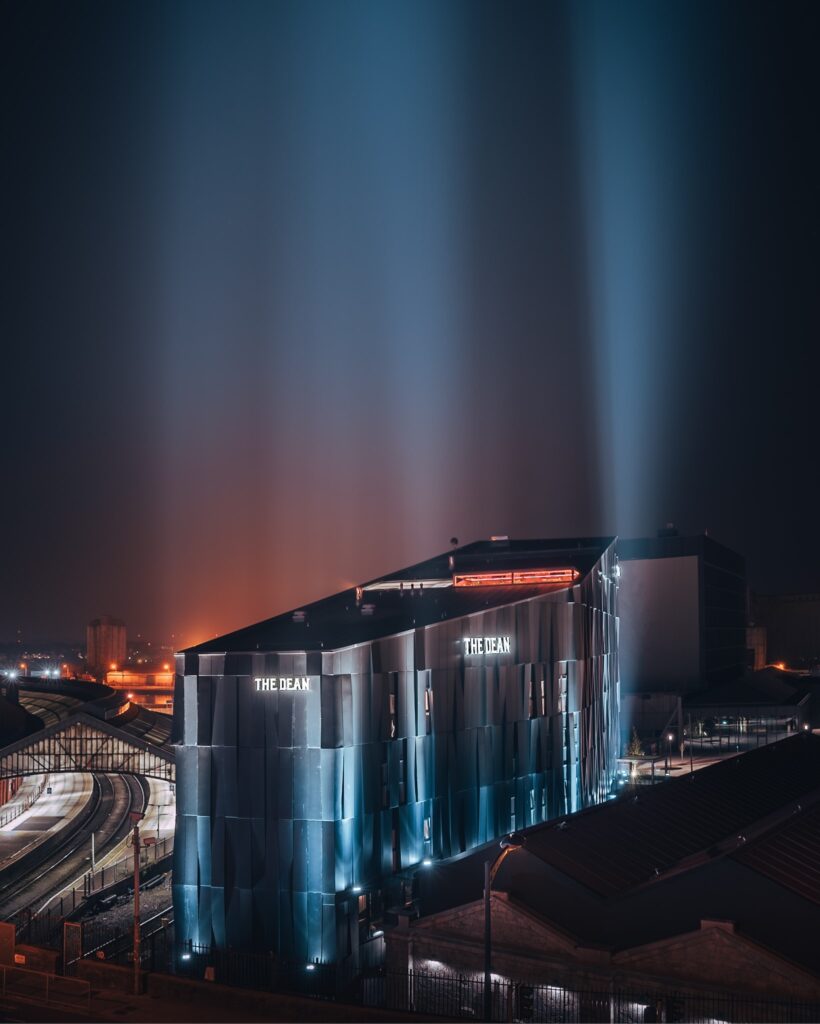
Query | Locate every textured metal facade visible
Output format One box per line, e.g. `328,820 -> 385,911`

173,543 -> 619,963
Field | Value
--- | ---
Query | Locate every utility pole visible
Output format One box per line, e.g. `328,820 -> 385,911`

689,713 -> 694,774
483,836 -> 525,1022
130,811 -> 156,995
484,860 -> 491,1022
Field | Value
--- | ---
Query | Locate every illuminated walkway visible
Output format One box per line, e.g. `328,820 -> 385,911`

0,773 -> 95,870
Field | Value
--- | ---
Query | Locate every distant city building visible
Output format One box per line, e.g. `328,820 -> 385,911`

105,668 -> 174,711
173,537 -> 621,965
753,592 -> 820,668
86,616 -> 126,676
746,623 -> 767,670
617,528 -> 747,696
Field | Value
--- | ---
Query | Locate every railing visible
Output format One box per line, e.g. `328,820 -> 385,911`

0,963 -> 91,1016
79,903 -> 173,966
11,838 -> 173,948
0,774 -> 47,829
49,832 -> 173,912
176,948 -> 820,1023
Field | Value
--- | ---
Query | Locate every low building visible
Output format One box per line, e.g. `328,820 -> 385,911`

746,623 -> 767,671
105,668 -> 174,711
387,733 -> 820,1006
682,667 -> 811,755
753,592 -> 820,669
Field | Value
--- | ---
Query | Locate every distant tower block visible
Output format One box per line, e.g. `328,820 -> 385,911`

87,616 -> 127,677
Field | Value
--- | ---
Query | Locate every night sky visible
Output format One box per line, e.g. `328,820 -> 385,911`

2,0 -> 818,645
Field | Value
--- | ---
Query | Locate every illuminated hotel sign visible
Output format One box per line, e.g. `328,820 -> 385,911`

255,677 -> 310,691
463,636 -> 512,656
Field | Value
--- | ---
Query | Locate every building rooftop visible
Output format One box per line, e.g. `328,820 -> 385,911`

618,532 -> 745,574
683,668 -> 810,710
183,536 -> 615,655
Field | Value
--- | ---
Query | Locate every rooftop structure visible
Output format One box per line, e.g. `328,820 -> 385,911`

618,531 -> 746,695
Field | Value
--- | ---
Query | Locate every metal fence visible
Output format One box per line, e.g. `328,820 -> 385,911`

0,964 -> 91,1016
0,775 -> 47,829
174,947 -> 820,1023
77,904 -> 173,970
11,836 -> 173,947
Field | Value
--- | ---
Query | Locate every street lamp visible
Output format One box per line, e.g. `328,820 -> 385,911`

129,811 -> 155,995
484,834 -> 525,1021
665,732 -> 674,776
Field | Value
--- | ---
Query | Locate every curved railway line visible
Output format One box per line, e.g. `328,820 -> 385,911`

0,773 -> 147,921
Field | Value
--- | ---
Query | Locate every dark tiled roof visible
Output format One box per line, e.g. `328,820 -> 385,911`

733,799 -> 820,905
520,734 -> 820,897
184,537 -> 614,655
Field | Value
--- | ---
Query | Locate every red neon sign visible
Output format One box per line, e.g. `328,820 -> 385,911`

453,568 -> 579,588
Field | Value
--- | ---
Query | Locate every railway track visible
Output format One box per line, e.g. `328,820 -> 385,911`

0,774 -> 147,922
80,902 -> 173,964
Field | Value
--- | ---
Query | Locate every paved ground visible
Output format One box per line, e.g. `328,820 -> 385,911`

0,775 -> 93,872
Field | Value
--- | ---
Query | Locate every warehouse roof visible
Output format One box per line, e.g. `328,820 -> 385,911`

183,536 -> 615,655
519,733 -> 820,896
412,734 -> 820,978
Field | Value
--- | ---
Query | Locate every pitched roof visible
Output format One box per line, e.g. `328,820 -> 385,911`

733,799 -> 820,905
520,734 -> 820,897
411,735 -> 820,979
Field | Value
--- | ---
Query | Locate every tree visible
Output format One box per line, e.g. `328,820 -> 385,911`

626,726 -> 644,758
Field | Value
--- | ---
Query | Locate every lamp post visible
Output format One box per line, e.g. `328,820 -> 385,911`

484,835 -> 524,1022
130,811 -> 156,995
665,732 -> 673,776
688,713 -> 694,774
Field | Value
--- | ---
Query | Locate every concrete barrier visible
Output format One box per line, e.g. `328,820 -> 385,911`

13,943 -> 60,974
145,972 -> 451,1021
76,958 -> 146,993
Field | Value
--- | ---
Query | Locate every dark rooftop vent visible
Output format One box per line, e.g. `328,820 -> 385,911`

657,522 -> 679,538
